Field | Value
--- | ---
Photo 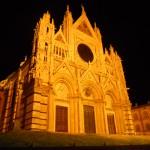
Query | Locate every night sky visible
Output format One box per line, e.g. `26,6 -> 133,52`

0,0 -> 149,105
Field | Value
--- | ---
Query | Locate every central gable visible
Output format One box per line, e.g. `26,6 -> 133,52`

77,20 -> 93,36
54,28 -> 67,44
73,7 -> 97,39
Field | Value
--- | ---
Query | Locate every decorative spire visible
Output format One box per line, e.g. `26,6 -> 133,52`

94,22 -> 102,39
110,44 -> 114,54
59,25 -> 62,31
81,4 -> 86,15
43,11 -> 50,22
64,4 -> 73,22
66,5 -> 70,14
105,48 -> 109,55
62,5 -> 73,43
51,18 -> 54,25
46,10 -> 50,16
94,22 -> 97,28
65,4 -> 71,16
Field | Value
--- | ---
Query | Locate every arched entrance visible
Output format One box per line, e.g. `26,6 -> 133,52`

83,105 -> 96,133
81,86 -> 100,134
105,94 -> 116,134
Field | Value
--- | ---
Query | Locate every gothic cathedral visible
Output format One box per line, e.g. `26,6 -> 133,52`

0,6 -> 135,135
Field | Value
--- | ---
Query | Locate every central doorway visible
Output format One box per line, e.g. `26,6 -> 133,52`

83,105 -> 96,133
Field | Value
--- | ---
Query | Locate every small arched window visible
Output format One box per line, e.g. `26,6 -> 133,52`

46,27 -> 49,33
45,42 -> 48,51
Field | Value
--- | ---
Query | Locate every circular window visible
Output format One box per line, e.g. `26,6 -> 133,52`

77,44 -> 94,62
83,87 -> 93,98
84,88 -> 92,97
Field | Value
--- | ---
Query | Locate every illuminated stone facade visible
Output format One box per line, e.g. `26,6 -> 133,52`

132,103 -> 150,135
0,6 -> 134,135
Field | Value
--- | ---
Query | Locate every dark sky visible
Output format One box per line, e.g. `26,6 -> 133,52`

0,0 -> 149,105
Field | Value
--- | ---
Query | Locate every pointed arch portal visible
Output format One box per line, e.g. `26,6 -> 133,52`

83,105 -> 96,133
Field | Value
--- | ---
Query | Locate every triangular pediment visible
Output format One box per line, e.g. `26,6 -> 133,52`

73,13 -> 97,39
103,74 -> 116,92
54,61 -> 62,70
55,34 -> 65,43
54,30 -> 67,44
53,61 -> 75,79
85,72 -> 95,81
58,65 -> 71,77
77,21 -> 93,36
80,70 -> 98,83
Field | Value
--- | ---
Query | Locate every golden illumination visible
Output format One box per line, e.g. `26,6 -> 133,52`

0,6 -> 135,135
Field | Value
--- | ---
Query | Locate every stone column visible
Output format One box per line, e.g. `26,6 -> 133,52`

103,102 -> 109,134
3,82 -> 13,132
13,88 -> 23,130
70,95 -> 82,134
123,105 -> 135,135
47,84 -> 55,132
99,102 -> 106,134
78,97 -> 84,133
69,95 -> 75,133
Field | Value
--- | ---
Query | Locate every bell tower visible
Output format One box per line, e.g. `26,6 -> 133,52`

62,6 -> 74,61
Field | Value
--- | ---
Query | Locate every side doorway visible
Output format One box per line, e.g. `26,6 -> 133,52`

55,105 -> 68,132
107,114 -> 116,134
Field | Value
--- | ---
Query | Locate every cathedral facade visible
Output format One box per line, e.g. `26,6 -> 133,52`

0,6 -> 135,135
